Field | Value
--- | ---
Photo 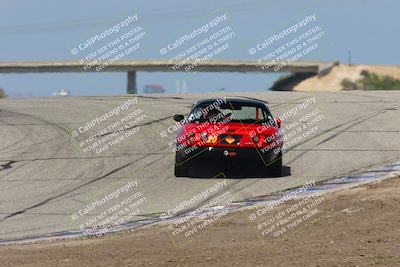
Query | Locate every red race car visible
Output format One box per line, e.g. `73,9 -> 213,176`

173,98 -> 283,177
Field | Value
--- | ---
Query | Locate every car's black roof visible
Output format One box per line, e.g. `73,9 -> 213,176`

194,98 -> 268,107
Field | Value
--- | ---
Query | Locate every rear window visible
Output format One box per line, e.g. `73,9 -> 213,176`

188,102 -> 274,124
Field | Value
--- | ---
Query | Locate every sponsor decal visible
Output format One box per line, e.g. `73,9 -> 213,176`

225,136 -> 235,144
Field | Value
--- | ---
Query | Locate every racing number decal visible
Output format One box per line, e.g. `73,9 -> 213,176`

207,135 -> 218,143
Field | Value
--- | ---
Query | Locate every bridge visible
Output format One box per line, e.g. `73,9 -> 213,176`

0,60 -> 336,93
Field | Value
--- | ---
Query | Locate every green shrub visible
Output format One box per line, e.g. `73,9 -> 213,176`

341,70 -> 400,90
360,70 -> 400,90
341,78 -> 358,90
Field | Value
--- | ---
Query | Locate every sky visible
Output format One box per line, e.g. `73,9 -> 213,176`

0,0 -> 398,97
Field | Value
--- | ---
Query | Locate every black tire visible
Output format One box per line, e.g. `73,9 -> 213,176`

269,152 -> 283,177
174,152 -> 190,177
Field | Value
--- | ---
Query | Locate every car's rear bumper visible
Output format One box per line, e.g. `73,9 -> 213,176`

176,145 -> 281,164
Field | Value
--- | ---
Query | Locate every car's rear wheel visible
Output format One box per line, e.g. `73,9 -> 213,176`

174,152 -> 189,177
269,151 -> 283,177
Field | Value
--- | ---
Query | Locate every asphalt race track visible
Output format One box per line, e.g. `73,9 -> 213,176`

1,91 -> 400,241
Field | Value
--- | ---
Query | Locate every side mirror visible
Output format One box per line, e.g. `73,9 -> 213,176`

173,114 -> 184,122
274,117 -> 281,128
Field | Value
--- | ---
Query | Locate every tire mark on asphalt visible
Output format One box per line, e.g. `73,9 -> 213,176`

338,90 -> 400,102
142,155 -> 167,169
0,110 -> 77,184
0,117 -> 31,153
286,103 -> 400,165
3,110 -> 70,135
95,115 -> 172,138
0,160 -> 17,171
0,110 -> 66,155
0,153 -> 171,161
0,156 -> 148,222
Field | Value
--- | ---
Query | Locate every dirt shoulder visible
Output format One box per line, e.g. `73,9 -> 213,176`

1,176 -> 400,267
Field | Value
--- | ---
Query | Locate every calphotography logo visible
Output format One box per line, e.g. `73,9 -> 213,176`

70,97 -> 147,154
70,12 -> 147,72
74,14 -> 139,53
71,179 -> 147,237
159,176 -> 238,246
160,13 -> 236,73
249,13 -> 326,72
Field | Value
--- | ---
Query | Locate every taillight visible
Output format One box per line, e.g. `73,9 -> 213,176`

252,135 -> 260,143
200,132 -> 208,142
186,132 -> 196,145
